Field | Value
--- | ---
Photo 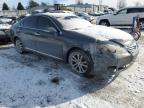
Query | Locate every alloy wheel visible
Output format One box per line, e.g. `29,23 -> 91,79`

69,52 -> 89,74
15,39 -> 24,53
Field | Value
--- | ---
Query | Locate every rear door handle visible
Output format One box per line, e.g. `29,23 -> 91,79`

34,32 -> 40,36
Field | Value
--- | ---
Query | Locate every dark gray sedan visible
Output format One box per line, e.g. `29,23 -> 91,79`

10,12 -> 139,77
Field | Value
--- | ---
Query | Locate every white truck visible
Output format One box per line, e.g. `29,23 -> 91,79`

96,7 -> 144,28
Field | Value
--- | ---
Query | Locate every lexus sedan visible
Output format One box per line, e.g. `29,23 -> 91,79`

10,12 -> 139,77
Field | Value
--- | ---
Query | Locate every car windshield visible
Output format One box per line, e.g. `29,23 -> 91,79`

49,13 -> 93,30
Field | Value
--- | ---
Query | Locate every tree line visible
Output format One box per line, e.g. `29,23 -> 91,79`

2,0 -> 47,10
117,0 -> 143,9
2,0 -> 143,11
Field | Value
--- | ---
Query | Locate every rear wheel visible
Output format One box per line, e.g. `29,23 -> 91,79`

15,38 -> 25,54
68,50 -> 93,77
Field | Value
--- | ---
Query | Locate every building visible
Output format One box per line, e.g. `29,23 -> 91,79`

66,4 -> 109,13
28,4 -> 110,13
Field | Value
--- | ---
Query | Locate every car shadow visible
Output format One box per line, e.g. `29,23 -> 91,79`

0,48 -> 118,108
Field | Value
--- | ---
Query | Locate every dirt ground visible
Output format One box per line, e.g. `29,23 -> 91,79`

0,36 -> 143,108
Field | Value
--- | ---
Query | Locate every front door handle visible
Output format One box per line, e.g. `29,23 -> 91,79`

34,32 -> 40,36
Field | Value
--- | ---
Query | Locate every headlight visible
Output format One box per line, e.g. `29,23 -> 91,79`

96,41 -> 127,54
124,39 -> 136,46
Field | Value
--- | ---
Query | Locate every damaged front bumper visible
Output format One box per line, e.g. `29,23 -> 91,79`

92,43 -> 139,75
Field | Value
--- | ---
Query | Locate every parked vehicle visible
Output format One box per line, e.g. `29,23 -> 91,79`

96,7 -> 144,28
88,12 -> 105,17
104,8 -> 116,14
75,12 -> 94,22
0,16 -> 17,24
10,12 -> 139,77
32,9 -> 46,14
0,17 -> 14,44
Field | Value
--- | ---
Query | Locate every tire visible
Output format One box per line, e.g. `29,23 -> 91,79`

68,50 -> 93,77
140,20 -> 144,30
99,20 -> 110,26
134,32 -> 141,41
15,38 -> 25,54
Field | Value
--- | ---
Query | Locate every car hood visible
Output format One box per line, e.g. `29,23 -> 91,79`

69,25 -> 134,42
97,14 -> 112,19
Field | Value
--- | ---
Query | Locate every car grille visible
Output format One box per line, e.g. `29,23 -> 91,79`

126,41 -> 138,54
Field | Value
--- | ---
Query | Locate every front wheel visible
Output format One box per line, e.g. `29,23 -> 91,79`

140,20 -> 144,30
134,32 -> 141,41
68,50 -> 93,77
99,20 -> 110,26
15,38 -> 25,54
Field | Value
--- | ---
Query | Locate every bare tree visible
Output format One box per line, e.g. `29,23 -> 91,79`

135,2 -> 142,6
117,0 -> 127,9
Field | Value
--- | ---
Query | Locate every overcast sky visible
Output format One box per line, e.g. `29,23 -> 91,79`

0,0 -> 144,8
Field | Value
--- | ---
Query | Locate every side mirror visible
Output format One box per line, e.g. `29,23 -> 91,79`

47,27 -> 57,33
47,27 -> 62,36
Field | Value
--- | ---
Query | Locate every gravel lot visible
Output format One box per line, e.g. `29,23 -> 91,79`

0,35 -> 144,108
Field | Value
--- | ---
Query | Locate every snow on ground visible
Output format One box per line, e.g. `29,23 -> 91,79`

0,37 -> 144,108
